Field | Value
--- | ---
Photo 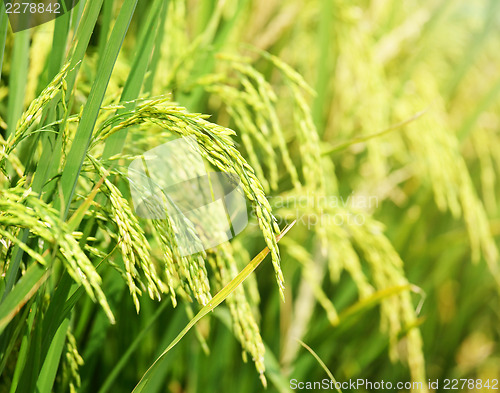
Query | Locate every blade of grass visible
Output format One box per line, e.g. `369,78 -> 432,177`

0,305 -> 29,375
3,0 -> 105,302
6,302 -> 34,393
0,1 -> 8,79
132,221 -> 296,393
35,232 -> 118,391
34,244 -> 118,393
2,134 -> 108,306
97,301 -> 170,393
78,271 -> 127,393
0,264 -> 48,335
178,0 -> 238,111
16,295 -> 44,393
337,284 -> 414,323
96,0 -> 114,66
9,11 -> 137,381
57,0 -> 138,219
297,339 -> 342,393
185,304 -> 210,356
35,318 -> 70,393
67,168 -> 109,231
85,0 -> 167,289
46,2 -> 73,82
101,0 -> 167,161
322,111 -> 426,156
114,307 -> 187,393
143,0 -> 169,94
41,244 -> 118,360
64,0 -> 104,95
7,0 -> 96,273
70,0 -> 87,33
6,29 -> 30,138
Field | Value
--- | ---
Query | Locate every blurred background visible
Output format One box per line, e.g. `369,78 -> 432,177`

1,0 -> 499,392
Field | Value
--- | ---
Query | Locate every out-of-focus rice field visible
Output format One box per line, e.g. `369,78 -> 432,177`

0,0 -> 499,392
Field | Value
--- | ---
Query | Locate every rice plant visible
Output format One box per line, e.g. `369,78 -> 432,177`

1,0 -> 499,392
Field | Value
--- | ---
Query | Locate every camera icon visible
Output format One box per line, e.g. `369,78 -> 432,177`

127,136 -> 248,256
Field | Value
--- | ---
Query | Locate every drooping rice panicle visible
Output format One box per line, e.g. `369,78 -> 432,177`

95,99 -> 285,299
0,186 -> 114,322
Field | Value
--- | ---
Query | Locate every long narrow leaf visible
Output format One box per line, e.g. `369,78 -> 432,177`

297,339 -> 342,393
132,221 -> 296,393
58,0 -> 138,219
0,264 -> 48,335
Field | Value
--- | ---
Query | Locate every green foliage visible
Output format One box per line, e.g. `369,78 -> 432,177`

0,0 -> 499,392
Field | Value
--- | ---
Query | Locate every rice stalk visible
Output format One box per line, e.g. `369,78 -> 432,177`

94,98 -> 285,299
0,186 -> 114,322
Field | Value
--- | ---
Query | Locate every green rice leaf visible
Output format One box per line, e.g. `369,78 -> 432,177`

132,221 -> 295,393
